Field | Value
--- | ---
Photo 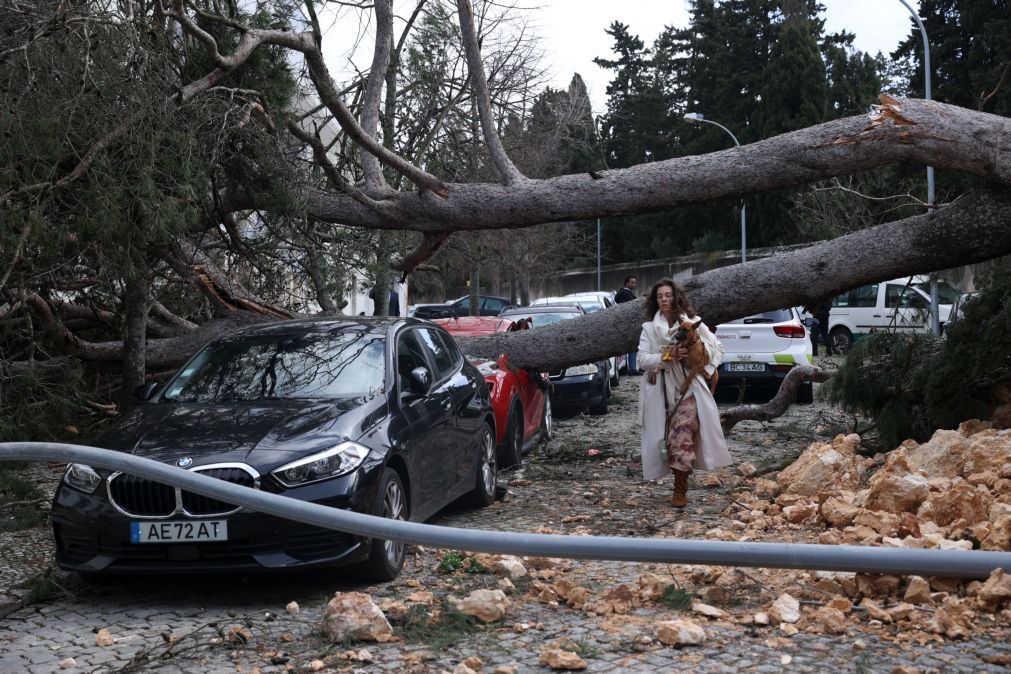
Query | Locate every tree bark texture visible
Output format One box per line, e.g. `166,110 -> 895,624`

454,189 -> 1011,371
300,98 -> 1011,232
719,365 -> 833,433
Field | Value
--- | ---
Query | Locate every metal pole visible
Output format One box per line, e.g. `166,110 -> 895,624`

740,202 -> 747,264
596,218 -> 601,291
898,0 -> 940,335
684,114 -> 746,264
4,442 -> 1010,578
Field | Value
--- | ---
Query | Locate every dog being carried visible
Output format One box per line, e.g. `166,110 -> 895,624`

670,318 -> 719,396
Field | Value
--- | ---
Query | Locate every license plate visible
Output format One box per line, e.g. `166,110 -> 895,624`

130,520 -> 228,543
727,363 -> 766,373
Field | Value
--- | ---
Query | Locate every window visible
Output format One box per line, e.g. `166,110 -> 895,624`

163,331 -> 385,402
848,284 -> 878,308
725,309 -> 793,324
397,330 -> 430,390
886,285 -> 929,309
417,328 -> 456,380
483,297 -> 507,315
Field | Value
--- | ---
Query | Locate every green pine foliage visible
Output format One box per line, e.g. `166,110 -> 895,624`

592,0 -> 886,262
828,265 -> 1011,449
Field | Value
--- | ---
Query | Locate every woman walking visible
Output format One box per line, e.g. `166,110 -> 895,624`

637,279 -> 731,507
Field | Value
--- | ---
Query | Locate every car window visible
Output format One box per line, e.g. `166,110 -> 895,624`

885,284 -> 911,309
164,331 -> 385,402
724,309 -> 793,324
837,284 -> 878,308
435,328 -> 465,363
483,297 -> 507,314
913,280 -> 963,304
417,328 -> 457,380
397,329 -> 431,390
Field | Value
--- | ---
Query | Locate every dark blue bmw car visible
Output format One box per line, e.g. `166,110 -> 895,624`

51,317 -> 496,580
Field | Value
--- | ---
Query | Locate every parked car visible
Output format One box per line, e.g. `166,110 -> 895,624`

532,295 -> 604,313
413,295 -> 510,320
715,308 -> 814,403
528,296 -> 623,385
801,276 -> 962,353
561,292 -> 616,311
434,316 -> 551,467
565,290 -> 616,304
51,317 -> 497,580
498,306 -> 612,415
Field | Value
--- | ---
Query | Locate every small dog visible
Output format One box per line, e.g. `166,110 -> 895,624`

672,318 -> 718,396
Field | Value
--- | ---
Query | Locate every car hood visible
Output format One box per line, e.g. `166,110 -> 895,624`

95,397 -> 387,467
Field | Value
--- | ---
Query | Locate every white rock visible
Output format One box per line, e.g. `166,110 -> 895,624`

449,589 -> 511,623
656,619 -> 707,646
286,601 -> 300,615
323,592 -> 393,642
691,601 -> 729,619
769,593 -> 801,624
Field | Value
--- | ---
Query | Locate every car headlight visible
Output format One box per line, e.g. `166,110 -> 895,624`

271,441 -> 371,488
63,463 -> 102,494
566,363 -> 599,376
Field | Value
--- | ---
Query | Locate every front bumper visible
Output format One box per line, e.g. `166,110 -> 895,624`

549,372 -> 606,412
51,464 -> 383,574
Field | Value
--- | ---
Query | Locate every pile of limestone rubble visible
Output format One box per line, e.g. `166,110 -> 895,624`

308,421 -> 1011,672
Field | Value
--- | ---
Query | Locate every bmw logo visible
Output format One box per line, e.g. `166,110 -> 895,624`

177,457 -> 193,468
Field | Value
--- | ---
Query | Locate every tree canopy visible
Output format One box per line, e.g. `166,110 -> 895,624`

1,0 -> 1010,440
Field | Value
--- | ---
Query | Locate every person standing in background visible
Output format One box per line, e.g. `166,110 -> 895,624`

388,290 -> 400,317
803,299 -> 834,356
615,275 -> 639,375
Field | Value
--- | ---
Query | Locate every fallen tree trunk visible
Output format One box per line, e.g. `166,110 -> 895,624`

299,98 -> 1011,232
455,189 -> 1011,371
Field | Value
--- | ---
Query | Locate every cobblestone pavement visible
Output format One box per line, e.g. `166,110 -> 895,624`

2,374 -> 1009,673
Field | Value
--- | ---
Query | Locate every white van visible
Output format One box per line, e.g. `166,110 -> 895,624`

813,275 -> 963,353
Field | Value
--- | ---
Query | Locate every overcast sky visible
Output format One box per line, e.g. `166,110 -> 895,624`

322,1 -> 923,115
535,0 -> 921,114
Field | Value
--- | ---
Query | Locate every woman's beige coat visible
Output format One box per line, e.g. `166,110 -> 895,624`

637,311 -> 732,481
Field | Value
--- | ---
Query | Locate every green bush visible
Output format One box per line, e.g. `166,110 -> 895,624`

828,265 -> 1011,448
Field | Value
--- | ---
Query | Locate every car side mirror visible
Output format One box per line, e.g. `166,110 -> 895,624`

405,366 -> 432,398
133,383 -> 159,402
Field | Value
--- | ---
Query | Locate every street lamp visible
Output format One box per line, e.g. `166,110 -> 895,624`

683,112 -> 747,264
897,0 -> 940,335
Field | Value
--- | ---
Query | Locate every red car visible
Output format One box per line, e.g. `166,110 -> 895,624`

434,316 -> 551,468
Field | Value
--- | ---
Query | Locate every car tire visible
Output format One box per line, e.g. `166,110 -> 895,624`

465,424 -> 497,508
589,378 -> 609,415
354,468 -> 408,582
797,381 -> 814,404
499,404 -> 523,469
830,327 -> 853,354
540,395 -> 553,442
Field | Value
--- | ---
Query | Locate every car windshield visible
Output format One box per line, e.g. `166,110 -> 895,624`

724,309 -> 794,324
163,331 -> 386,402
913,280 -> 964,304
499,311 -> 580,327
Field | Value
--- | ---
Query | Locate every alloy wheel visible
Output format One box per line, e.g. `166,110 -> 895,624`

480,429 -> 497,496
382,479 -> 407,563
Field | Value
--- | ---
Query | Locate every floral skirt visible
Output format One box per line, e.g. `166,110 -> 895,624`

665,393 -> 698,473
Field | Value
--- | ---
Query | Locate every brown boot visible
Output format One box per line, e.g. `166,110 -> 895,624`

671,469 -> 690,508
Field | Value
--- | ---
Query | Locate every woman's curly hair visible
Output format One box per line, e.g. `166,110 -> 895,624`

643,278 -> 695,320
